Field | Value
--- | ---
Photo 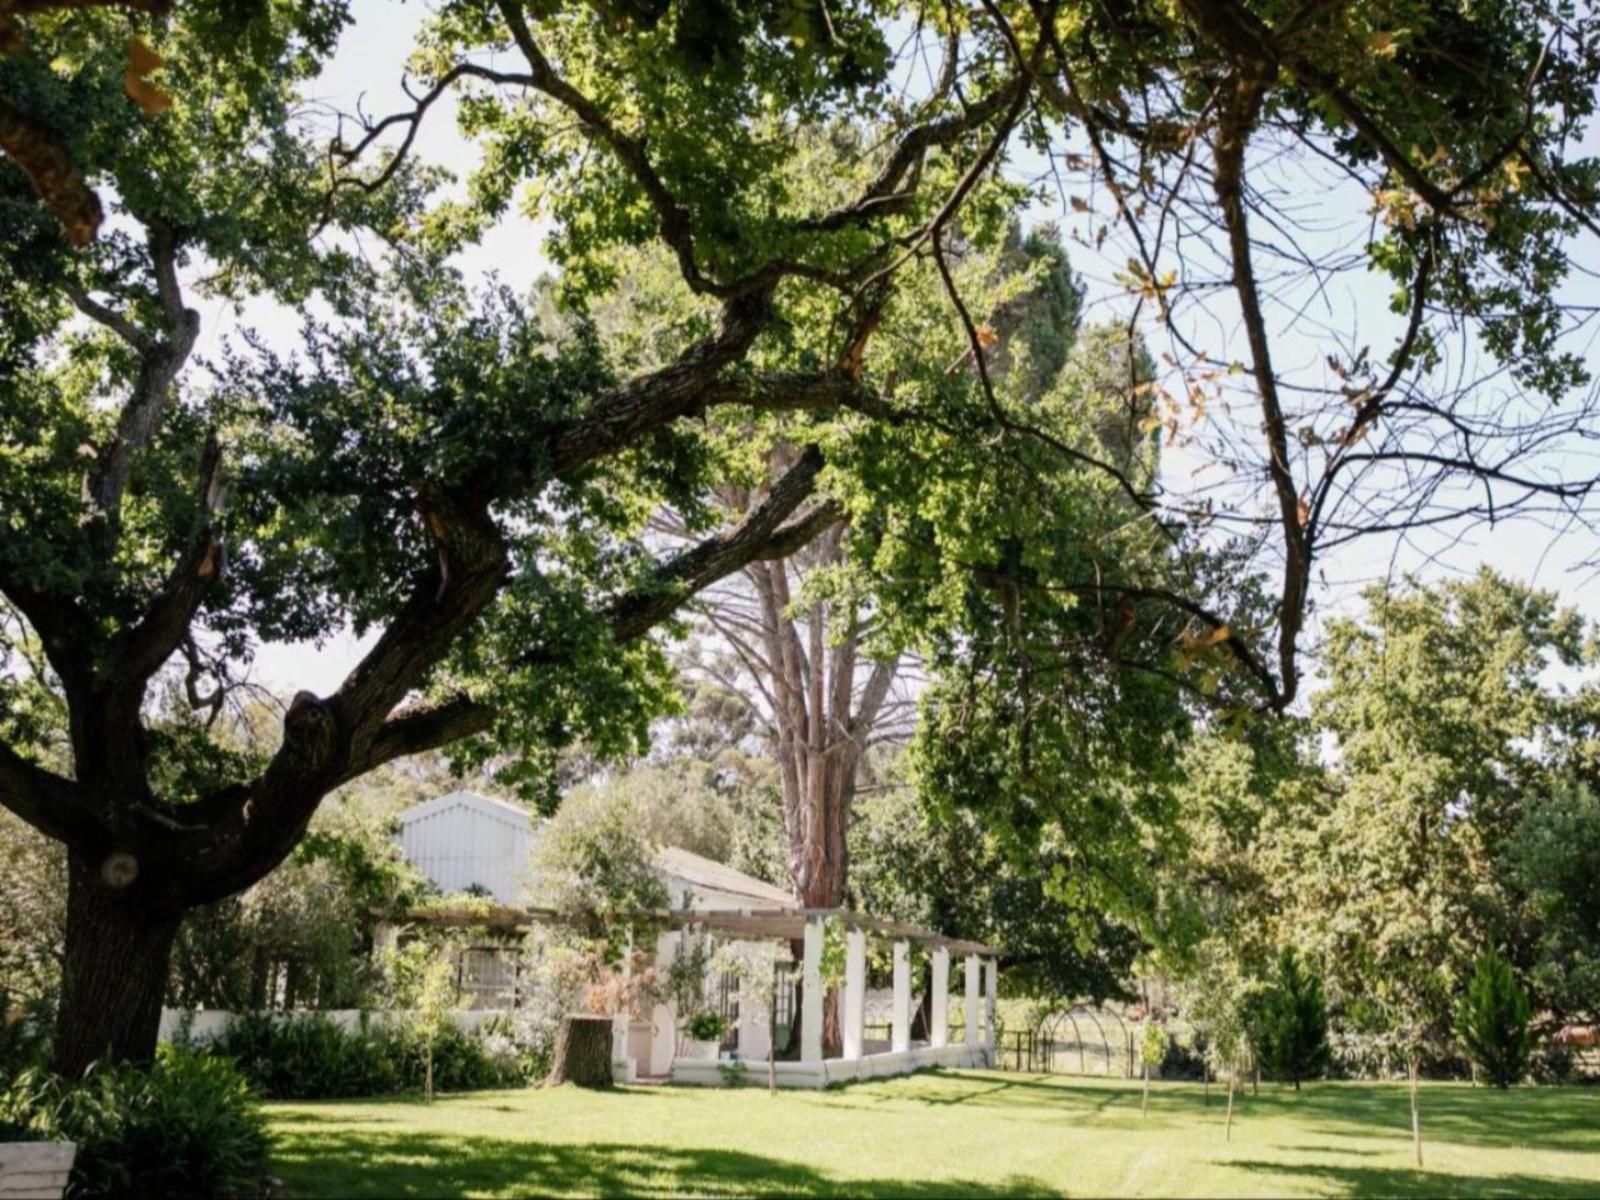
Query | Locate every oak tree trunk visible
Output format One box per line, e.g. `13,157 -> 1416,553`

52,855 -> 181,1078
546,1015 -> 614,1088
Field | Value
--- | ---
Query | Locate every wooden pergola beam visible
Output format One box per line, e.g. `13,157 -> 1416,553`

392,902 -> 999,956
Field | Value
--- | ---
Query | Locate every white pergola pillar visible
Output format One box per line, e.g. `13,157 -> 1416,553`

891,940 -> 911,1053
930,947 -> 950,1048
963,953 -> 980,1049
801,916 -> 824,1063
612,929 -> 636,1082
650,930 -> 679,1076
842,925 -> 867,1060
984,956 -> 999,1058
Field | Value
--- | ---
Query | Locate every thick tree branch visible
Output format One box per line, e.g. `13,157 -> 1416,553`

608,445 -> 836,644
84,224 -> 200,544
1212,69 -> 1304,710
0,92 -> 102,245
182,485 -> 509,905
350,447 -> 842,777
112,433 -> 225,685
545,308 -> 889,485
545,291 -> 775,476
0,739 -> 105,848
339,696 -> 496,784
329,489 -> 509,754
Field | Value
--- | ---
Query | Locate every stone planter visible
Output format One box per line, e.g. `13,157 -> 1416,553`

683,1037 -> 722,1060
1,1141 -> 76,1200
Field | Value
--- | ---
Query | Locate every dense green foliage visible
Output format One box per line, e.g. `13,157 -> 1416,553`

1258,947 -> 1329,1090
1,1045 -> 269,1199
1141,569 -> 1600,1096
1454,952 -> 1532,1089
203,1012 -> 532,1100
1269,570 -> 1594,1069
0,811 -> 61,1016
685,1011 -> 729,1043
1507,779 -> 1600,1023
528,781 -> 670,940
852,777 -> 1140,1007
170,800 -> 428,1012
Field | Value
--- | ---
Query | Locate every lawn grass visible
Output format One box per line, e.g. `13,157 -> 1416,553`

264,1069 -> 1600,1198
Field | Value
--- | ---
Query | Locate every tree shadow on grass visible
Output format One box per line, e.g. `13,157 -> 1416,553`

269,1129 -> 1058,1199
1229,1158 -> 1600,1199
862,1073 -> 1245,1130
897,1074 -> 1600,1154
894,1077 -> 1033,1108
1284,1085 -> 1600,1155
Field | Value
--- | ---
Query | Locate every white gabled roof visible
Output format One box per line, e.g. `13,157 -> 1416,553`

654,845 -> 795,909
396,790 -> 533,830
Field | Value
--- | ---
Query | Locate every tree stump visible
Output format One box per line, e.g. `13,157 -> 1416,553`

546,1015 -> 614,1088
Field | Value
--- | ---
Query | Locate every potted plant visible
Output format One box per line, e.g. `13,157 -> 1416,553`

684,1011 -> 728,1059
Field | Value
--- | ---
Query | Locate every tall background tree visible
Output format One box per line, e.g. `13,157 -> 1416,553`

1258,946 -> 1329,1091
1284,570 -> 1588,1051
686,223 -> 1087,913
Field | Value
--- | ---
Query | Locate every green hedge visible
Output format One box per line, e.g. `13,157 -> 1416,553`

203,1012 -> 535,1099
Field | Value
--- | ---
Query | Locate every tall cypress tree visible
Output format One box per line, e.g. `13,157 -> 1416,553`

1261,946 -> 1330,1090
1456,951 -> 1532,1089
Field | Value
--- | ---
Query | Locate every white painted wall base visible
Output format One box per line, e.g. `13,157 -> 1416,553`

667,1042 -> 987,1089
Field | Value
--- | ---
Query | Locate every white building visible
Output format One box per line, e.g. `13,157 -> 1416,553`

395,790 -> 539,904
392,791 -> 999,1088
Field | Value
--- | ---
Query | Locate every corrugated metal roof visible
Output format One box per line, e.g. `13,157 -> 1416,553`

653,845 -> 795,908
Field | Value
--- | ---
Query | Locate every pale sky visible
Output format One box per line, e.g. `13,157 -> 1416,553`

239,2 -> 1600,702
